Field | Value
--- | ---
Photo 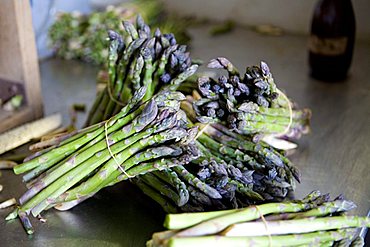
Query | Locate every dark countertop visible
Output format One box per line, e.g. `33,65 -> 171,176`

1,25 -> 370,246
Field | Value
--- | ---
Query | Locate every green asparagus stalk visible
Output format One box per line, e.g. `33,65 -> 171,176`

223,216 -> 370,237
150,44 -> 178,93
186,185 -> 213,207
86,30 -> 123,124
132,177 -> 178,214
227,179 -> 264,201
263,199 -> 357,221
173,166 -> 222,200
166,65 -> 199,91
165,201 -> 319,232
132,55 -> 145,90
123,20 -> 139,40
299,190 -> 323,203
84,89 -> 105,127
152,169 -> 189,207
165,228 -> 358,247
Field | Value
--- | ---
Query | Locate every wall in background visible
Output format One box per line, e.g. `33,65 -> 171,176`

162,0 -> 370,41
31,0 -> 369,59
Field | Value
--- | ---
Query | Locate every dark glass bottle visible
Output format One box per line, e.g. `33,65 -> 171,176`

308,0 -> 356,81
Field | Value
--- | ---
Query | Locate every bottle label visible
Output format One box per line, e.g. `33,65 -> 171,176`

309,35 -> 348,56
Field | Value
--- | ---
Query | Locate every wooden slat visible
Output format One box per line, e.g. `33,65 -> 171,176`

0,0 -> 43,132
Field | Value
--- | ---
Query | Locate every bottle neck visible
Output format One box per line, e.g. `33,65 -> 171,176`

311,0 -> 356,36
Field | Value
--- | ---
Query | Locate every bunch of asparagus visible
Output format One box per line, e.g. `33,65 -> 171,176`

147,191 -> 369,247
49,0 -> 190,65
193,57 -> 311,139
85,15 -> 197,126
85,54 -> 302,212
7,89 -> 200,234
51,11 -> 304,216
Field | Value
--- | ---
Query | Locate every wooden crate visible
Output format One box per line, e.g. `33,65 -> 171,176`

0,0 -> 43,133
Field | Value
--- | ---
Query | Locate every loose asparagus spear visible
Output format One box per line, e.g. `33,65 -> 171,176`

165,228 -> 358,247
223,216 -> 370,237
165,201 -> 323,233
263,199 -> 356,221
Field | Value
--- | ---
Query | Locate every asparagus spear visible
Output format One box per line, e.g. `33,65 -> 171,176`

132,177 -> 178,214
173,166 -> 222,200
89,30 -> 123,125
207,57 -> 239,76
223,216 -> 370,237
263,199 -> 357,221
123,20 -> 138,40
165,228 -> 358,247
186,185 -> 213,207
152,169 -> 189,207
165,201 -> 321,233
18,210 -> 34,235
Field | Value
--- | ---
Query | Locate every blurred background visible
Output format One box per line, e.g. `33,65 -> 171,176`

32,0 -> 370,59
